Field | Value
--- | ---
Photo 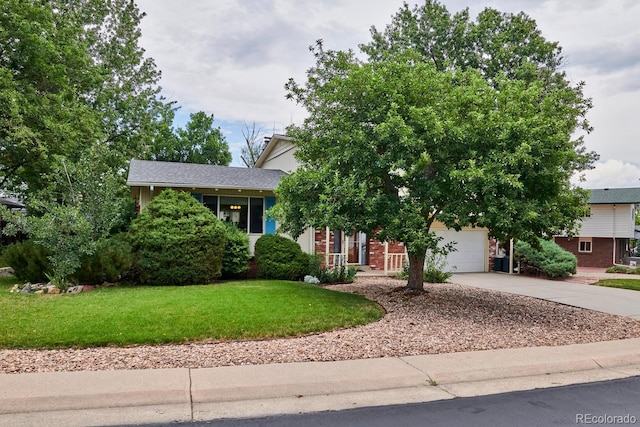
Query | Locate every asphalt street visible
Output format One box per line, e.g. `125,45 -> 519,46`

161,376 -> 640,427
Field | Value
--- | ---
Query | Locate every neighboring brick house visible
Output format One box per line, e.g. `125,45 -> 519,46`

554,187 -> 640,268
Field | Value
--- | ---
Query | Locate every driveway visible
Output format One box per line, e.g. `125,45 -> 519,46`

450,272 -> 640,320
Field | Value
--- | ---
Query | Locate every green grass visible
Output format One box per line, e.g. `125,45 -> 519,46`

594,278 -> 640,291
0,277 -> 383,349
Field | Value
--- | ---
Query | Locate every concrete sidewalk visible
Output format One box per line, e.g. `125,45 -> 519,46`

450,272 -> 640,320
1,338 -> 640,426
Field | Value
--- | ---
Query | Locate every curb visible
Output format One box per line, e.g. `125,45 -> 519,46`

1,338 -> 640,425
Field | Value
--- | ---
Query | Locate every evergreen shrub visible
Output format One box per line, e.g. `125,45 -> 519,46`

129,190 -> 226,285
76,233 -> 133,284
515,238 -> 577,279
3,240 -> 51,282
221,222 -> 250,278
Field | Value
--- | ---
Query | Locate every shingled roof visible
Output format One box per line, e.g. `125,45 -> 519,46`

588,187 -> 640,204
127,159 -> 287,191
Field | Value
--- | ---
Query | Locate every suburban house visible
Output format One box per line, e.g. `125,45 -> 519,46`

554,187 -> 640,268
126,159 -> 314,254
254,134 -> 490,274
127,134 -> 491,274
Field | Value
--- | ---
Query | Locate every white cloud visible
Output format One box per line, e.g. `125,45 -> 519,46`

137,0 -> 640,169
574,159 -> 640,189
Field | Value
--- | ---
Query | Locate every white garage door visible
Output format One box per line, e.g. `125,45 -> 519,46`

434,230 -> 487,273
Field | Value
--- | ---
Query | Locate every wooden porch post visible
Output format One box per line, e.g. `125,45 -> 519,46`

384,241 -> 389,275
325,226 -> 330,268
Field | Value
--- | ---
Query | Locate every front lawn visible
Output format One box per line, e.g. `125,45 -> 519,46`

0,277 -> 383,349
594,278 -> 640,291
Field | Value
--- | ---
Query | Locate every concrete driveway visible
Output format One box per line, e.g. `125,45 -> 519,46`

450,272 -> 640,320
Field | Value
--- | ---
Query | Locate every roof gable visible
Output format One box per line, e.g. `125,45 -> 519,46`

127,160 -> 287,191
254,134 -> 297,169
588,187 -> 640,204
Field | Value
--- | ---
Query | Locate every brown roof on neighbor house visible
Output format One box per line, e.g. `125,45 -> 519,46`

126,159 -> 287,191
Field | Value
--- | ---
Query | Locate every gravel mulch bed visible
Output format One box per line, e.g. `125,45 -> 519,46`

2,276 -> 640,374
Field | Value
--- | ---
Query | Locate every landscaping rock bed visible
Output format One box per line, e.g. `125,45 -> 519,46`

2,276 -> 640,374
9,281 -> 118,294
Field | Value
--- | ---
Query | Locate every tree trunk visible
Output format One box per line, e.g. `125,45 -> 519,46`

406,252 -> 425,291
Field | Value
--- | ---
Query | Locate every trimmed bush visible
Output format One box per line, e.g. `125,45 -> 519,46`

75,233 -> 133,284
254,234 -> 311,280
3,240 -> 51,282
515,238 -> 577,279
221,222 -> 250,278
129,189 -> 226,285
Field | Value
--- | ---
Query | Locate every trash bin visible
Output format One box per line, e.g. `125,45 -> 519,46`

493,257 -> 503,272
502,256 -> 510,272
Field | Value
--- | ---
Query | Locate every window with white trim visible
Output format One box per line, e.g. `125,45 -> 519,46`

578,238 -> 592,253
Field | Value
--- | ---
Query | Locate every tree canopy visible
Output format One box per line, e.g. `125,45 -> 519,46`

0,0 -> 167,195
144,111 -> 232,165
276,1 -> 598,290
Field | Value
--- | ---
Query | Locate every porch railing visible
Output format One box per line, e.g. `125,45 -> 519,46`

326,252 -> 347,269
384,253 -> 407,275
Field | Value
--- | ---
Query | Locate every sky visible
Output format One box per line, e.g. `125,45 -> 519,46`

136,0 -> 640,189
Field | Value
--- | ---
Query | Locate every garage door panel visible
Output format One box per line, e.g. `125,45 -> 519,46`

434,230 -> 487,273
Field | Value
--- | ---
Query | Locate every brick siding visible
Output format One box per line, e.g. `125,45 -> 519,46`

555,237 -> 614,268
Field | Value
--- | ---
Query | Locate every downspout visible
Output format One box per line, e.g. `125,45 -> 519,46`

613,204 -> 617,265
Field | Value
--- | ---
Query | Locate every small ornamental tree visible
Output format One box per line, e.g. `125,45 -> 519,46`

129,189 -> 226,285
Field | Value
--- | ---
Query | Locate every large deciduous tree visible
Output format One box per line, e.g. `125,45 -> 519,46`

276,1 -> 598,291
0,0 -> 167,195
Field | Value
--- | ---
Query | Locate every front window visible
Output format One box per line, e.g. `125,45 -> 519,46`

249,198 -> 264,233
203,195 -> 218,213
203,195 -> 265,234
219,196 -> 248,232
579,238 -> 592,253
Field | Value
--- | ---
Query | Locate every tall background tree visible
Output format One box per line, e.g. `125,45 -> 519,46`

276,1 -> 598,291
1,0 -> 169,196
240,121 -> 267,168
145,111 -> 231,165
